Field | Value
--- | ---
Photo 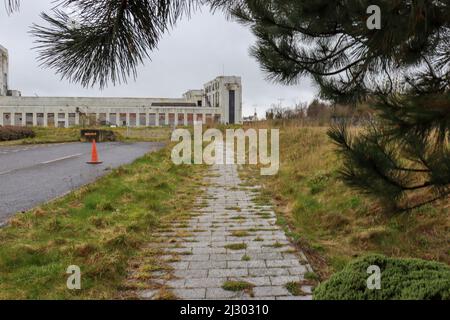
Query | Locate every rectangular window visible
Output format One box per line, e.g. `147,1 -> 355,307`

214,114 -> 221,124
139,113 -> 146,127
159,113 -> 166,126
47,113 -> 55,127
88,113 -> 97,126
206,114 -> 213,124
120,113 -> 127,126
149,113 -> 156,126
68,113 -> 76,126
109,113 -> 117,125
36,113 -> 44,126
168,113 -> 175,126
177,113 -> 184,126
26,113 -> 34,126
3,113 -> 11,125
187,113 -> 194,126
196,114 -> 203,123
14,113 -> 23,126
229,90 -> 236,124
99,113 -> 107,125
129,113 -> 137,127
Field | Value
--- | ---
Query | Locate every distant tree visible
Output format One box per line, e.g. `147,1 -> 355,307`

306,99 -> 329,118
265,102 -> 307,121
219,0 -> 450,210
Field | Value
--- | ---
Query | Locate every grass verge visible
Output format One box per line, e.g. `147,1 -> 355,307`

0,127 -> 172,145
0,144 -> 206,299
239,123 -> 449,279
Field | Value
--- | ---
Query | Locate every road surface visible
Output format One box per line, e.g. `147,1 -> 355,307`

0,142 -> 165,224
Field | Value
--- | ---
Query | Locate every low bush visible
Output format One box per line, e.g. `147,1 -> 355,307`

314,254 -> 450,300
0,126 -> 35,141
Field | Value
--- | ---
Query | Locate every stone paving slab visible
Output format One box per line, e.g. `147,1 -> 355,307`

138,150 -> 313,300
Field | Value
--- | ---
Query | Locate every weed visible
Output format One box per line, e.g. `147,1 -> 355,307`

225,243 -> 247,250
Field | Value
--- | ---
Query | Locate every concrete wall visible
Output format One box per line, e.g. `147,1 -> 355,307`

0,96 -> 223,127
0,45 -> 8,96
0,53 -> 243,127
204,76 -> 242,124
183,90 -> 204,107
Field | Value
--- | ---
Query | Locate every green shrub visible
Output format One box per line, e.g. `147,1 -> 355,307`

314,254 -> 450,300
0,126 -> 35,141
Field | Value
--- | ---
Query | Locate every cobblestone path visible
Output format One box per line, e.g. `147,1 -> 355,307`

139,160 -> 314,300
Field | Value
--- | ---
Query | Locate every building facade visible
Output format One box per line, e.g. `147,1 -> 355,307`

0,45 -> 8,97
204,76 -> 242,125
0,45 -> 242,127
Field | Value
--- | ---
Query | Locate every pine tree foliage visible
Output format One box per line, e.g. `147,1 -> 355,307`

4,0 -> 19,14
4,0 -> 209,88
29,0 -> 203,88
1,0 -> 239,88
218,0 -> 450,209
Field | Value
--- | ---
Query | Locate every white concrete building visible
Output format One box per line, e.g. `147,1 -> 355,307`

0,45 -> 242,127
204,76 -> 242,125
0,45 -> 8,97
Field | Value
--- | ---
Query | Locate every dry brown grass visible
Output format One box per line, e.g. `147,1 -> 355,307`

239,121 -> 449,278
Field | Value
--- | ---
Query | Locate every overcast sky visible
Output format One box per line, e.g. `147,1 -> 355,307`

0,1 -> 317,116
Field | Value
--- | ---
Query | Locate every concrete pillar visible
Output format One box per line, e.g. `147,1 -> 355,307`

0,113 -> 3,126
75,113 -> 80,126
22,113 -> 26,127
106,112 -> 111,125
44,113 -> 48,127
184,112 -> 188,126
64,113 -> 69,128
145,113 -> 149,127
126,113 -> 130,126
33,112 -> 37,126
155,111 -> 159,127
165,113 -> 169,126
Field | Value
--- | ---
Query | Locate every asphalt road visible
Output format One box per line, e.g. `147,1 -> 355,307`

0,142 -> 165,225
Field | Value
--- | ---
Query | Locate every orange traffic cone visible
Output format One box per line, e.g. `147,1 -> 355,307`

87,139 -> 103,164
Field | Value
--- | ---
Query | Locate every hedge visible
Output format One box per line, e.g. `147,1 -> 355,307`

0,126 -> 35,141
314,254 -> 450,300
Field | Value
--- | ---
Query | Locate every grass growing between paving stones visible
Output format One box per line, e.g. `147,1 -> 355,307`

239,123 -> 449,280
0,145 -> 206,299
231,230 -> 250,237
225,243 -> 247,251
285,282 -> 310,296
242,255 -> 251,261
222,280 -> 254,296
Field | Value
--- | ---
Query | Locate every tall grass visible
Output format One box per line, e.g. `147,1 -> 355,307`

240,121 -> 449,278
